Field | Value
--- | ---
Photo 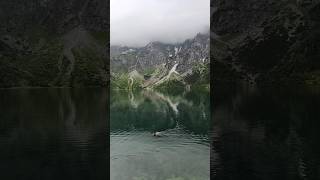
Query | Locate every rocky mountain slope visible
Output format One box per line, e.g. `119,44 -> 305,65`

0,0 -> 108,88
111,32 -> 210,89
111,33 -> 209,73
212,0 -> 320,85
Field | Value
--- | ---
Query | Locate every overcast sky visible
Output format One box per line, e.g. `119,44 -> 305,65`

111,0 -> 210,47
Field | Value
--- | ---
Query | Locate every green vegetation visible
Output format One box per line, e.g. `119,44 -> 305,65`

154,79 -> 185,95
142,67 -> 155,77
110,62 -> 210,93
25,39 -> 62,86
71,47 -> 107,87
0,29 -> 108,88
0,38 -> 63,87
191,62 -> 210,84
304,71 -> 320,85
111,72 -> 143,90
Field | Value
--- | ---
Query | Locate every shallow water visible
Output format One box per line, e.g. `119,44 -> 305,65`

0,88 -> 107,180
212,84 -> 320,180
110,90 -> 210,180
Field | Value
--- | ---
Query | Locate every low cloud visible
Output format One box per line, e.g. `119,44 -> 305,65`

111,0 -> 209,47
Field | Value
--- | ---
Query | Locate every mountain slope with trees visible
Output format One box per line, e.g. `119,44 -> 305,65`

212,0 -> 320,85
0,0 -> 108,87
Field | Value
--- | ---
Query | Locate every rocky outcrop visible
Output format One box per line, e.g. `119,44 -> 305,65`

0,0 -> 108,87
212,0 -> 320,85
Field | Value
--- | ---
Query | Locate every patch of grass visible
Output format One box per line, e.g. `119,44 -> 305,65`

111,72 -> 143,90
143,67 -> 155,76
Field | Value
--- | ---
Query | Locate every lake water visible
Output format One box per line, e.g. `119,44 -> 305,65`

0,88 -> 108,180
1,86 -> 319,180
212,84 -> 320,180
110,90 -> 211,180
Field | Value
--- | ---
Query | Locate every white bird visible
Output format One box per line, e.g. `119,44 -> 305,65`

153,131 -> 162,137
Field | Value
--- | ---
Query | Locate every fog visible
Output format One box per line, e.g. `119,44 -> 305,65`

111,0 -> 210,47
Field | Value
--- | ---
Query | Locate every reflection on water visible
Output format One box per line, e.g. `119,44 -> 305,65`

111,90 -> 210,180
0,88 -> 107,180
212,84 -> 320,180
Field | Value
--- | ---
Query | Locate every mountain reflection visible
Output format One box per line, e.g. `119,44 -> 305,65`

110,89 -> 210,180
212,84 -> 320,180
0,88 -> 107,180
111,89 -> 210,135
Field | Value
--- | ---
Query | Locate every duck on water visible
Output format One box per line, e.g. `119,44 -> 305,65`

153,131 -> 163,137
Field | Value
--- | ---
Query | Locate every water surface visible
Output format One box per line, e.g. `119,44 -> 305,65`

0,88 -> 107,180
110,90 -> 210,180
212,84 -> 320,180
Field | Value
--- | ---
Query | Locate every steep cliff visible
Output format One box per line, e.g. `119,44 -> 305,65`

0,0 -> 108,87
212,0 -> 320,85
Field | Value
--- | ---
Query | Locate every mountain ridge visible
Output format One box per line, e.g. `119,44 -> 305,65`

111,32 -> 209,74
111,32 -> 210,90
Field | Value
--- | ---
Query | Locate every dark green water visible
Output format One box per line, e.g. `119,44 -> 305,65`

2,85 -> 319,180
0,88 -> 107,180
110,90 -> 211,180
212,85 -> 320,180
